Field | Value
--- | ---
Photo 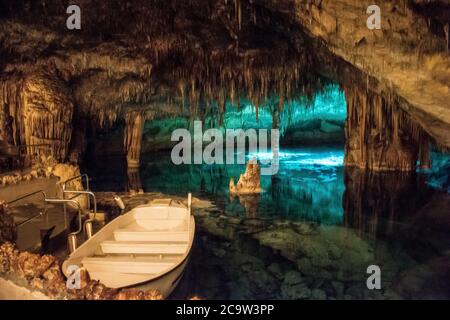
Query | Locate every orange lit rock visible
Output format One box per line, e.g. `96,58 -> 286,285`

230,159 -> 262,194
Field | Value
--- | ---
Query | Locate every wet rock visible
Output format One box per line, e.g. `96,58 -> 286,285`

114,289 -> 144,300
78,267 -> 91,289
144,289 -> 164,300
83,281 -> 114,300
0,202 -> 17,244
211,247 -> 227,258
45,277 -> 67,298
243,218 -> 269,228
227,217 -> 243,225
364,289 -> 385,300
312,288 -> 327,300
383,288 -> 403,300
393,264 -> 434,299
250,269 -> 278,293
234,252 -> 265,272
0,242 -> 19,273
42,263 -> 64,283
331,281 -> 345,299
327,244 -> 342,260
30,170 -> 39,179
17,252 -> 42,279
283,270 -> 303,286
228,277 -> 254,300
293,222 -> 319,235
15,252 -> 56,279
29,277 -> 45,291
281,283 -> 312,300
296,257 -> 314,275
253,228 -> 304,261
345,285 -> 364,300
310,253 -> 332,269
267,263 -> 284,280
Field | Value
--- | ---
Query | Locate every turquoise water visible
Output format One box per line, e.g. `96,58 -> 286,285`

140,147 -> 345,224
86,147 -> 450,300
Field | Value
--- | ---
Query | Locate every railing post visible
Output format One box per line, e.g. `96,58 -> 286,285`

84,220 -> 93,240
68,234 -> 77,254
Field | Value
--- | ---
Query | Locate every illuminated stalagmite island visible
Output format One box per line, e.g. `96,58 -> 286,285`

229,159 -> 262,194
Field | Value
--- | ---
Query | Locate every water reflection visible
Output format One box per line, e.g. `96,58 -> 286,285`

343,168 -> 434,238
126,168 -> 143,193
85,146 -> 450,299
136,146 -> 346,224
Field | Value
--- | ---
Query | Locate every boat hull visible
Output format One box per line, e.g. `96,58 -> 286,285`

62,201 -> 195,298
133,253 -> 191,298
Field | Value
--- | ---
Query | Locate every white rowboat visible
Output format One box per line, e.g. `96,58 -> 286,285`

62,197 -> 195,298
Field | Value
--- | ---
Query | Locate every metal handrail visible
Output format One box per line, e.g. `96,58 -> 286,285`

62,174 -> 91,216
44,198 -> 83,236
7,190 -> 48,206
6,190 -> 48,227
63,190 -> 97,219
62,174 -> 90,192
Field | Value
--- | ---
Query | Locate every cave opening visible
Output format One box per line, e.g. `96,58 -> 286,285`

85,83 -> 348,225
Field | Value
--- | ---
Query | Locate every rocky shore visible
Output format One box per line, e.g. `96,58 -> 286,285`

0,241 -> 163,300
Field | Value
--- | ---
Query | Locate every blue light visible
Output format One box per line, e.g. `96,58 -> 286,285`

248,149 -> 344,168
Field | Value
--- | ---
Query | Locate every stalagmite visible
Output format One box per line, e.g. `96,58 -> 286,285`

124,111 -> 145,168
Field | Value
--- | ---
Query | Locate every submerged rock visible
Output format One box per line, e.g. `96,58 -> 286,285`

281,282 -> 312,300
312,288 -> 327,300
283,270 -> 303,286
267,263 -> 284,280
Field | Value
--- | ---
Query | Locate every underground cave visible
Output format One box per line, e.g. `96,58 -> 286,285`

0,0 -> 449,302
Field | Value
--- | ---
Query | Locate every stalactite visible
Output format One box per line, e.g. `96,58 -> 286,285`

234,0 -> 242,31
124,111 -> 145,168
344,85 -> 431,171
0,71 -> 73,161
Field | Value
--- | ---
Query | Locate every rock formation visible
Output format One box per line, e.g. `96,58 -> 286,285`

0,242 -> 163,300
0,202 -> 16,244
230,159 -> 262,194
344,86 -> 431,171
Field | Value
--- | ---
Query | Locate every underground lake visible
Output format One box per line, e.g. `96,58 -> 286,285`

82,144 -> 450,300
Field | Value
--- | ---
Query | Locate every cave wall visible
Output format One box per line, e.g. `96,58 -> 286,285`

0,70 -> 73,161
282,0 -> 450,149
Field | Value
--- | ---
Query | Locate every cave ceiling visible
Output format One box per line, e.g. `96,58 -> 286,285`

0,0 -> 449,148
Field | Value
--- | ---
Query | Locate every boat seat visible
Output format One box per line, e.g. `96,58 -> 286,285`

133,206 -> 188,220
82,255 -> 179,274
134,218 -> 188,230
114,230 -> 189,242
100,241 -> 189,255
